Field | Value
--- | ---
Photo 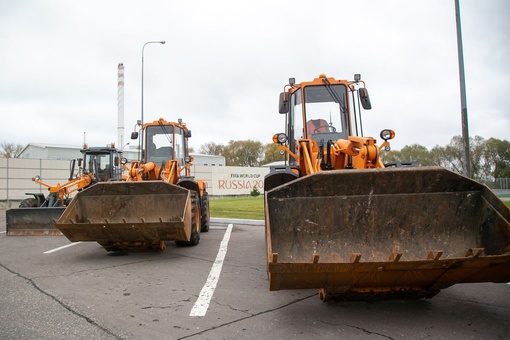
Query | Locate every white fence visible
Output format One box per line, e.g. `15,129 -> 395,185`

0,158 -> 269,206
0,158 -> 72,202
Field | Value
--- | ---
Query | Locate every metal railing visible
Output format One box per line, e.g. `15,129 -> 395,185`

494,178 -> 510,190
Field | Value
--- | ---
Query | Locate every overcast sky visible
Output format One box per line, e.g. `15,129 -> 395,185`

1,0 -> 508,153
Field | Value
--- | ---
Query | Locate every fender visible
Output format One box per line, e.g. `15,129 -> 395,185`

264,166 -> 299,192
177,177 -> 201,197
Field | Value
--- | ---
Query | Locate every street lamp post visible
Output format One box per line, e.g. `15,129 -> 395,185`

140,40 -> 165,161
454,0 -> 470,178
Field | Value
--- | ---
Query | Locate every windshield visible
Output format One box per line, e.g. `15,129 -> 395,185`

84,153 -> 113,181
146,124 -> 186,165
303,84 -> 348,140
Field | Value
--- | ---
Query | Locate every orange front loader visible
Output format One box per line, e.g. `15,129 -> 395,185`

55,118 -> 210,251
264,74 -> 510,301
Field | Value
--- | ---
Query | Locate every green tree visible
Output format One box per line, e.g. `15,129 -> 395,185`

193,136 -> 510,182
198,142 -> 224,155
261,142 -> 284,165
428,135 -> 489,179
483,138 -> 510,179
222,140 -> 263,166
469,135 -> 487,180
0,142 -> 25,158
429,136 -> 466,175
429,144 -> 452,169
382,144 -> 433,166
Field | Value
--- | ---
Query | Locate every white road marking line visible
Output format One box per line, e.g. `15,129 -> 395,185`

190,223 -> 233,317
43,242 -> 82,254
0,231 -> 6,234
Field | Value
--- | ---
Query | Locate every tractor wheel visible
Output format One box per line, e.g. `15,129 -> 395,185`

19,198 -> 39,208
176,191 -> 201,246
200,191 -> 210,232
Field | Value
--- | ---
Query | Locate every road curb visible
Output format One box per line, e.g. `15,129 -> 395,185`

210,217 -> 264,226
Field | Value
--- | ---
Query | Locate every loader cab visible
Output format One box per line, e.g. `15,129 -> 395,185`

282,81 -> 350,164
145,123 -> 190,167
279,74 -> 372,166
81,147 -> 125,182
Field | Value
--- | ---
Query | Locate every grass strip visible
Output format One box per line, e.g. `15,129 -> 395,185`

210,196 -> 264,220
209,196 -> 510,218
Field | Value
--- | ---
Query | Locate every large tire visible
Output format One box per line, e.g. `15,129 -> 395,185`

176,191 -> 201,246
19,198 -> 39,208
200,191 -> 210,232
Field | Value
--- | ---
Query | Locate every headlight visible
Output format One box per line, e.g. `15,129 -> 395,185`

380,129 -> 396,141
272,133 -> 288,144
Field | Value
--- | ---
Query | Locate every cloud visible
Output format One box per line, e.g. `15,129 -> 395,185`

1,0 -> 508,153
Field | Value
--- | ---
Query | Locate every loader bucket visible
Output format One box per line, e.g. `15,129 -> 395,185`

55,181 -> 191,251
265,166 -> 510,300
6,207 -> 65,236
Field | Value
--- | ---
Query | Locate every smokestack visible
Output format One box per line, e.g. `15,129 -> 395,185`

117,63 -> 125,149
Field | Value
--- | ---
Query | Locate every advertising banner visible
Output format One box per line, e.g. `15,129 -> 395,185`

210,166 -> 269,195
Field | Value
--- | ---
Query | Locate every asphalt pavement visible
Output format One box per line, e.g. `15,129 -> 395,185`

1,209 -> 510,340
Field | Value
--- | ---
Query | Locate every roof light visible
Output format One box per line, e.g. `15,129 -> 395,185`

354,74 -> 361,81
319,73 -> 326,78
289,78 -> 295,86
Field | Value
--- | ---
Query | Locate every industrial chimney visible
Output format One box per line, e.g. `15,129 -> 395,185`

117,63 -> 125,149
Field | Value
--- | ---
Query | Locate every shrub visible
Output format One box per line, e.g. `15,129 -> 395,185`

250,187 -> 261,197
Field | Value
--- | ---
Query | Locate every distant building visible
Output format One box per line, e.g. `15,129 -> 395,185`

17,143 -> 225,166
191,153 -> 225,166
17,143 -> 86,160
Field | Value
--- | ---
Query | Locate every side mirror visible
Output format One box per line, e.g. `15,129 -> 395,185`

131,131 -> 139,139
359,88 -> 372,110
185,130 -> 192,138
279,92 -> 289,114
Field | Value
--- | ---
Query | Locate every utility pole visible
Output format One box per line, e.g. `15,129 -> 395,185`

455,0 -> 471,177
